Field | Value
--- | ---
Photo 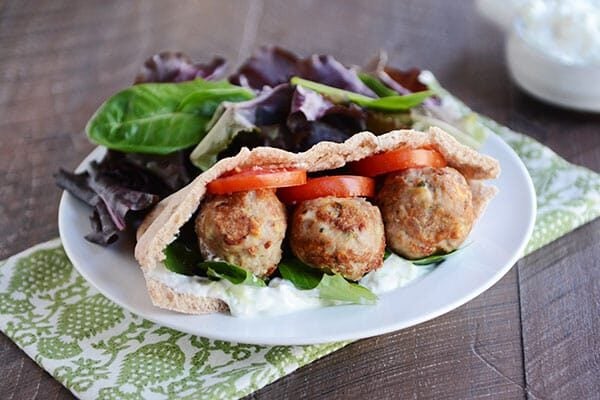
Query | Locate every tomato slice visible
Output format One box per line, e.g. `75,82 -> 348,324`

206,167 -> 307,195
351,148 -> 447,177
277,175 -> 375,204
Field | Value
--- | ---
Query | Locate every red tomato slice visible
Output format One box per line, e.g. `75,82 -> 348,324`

277,175 -> 375,204
351,148 -> 447,177
207,167 -> 307,195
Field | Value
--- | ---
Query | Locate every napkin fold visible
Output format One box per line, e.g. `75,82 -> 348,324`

1,91 -> 599,400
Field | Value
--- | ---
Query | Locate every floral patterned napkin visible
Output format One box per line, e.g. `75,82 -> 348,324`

1,91 -> 599,400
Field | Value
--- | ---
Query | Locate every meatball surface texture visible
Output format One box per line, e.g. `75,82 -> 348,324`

195,189 -> 287,277
290,196 -> 385,281
377,167 -> 474,259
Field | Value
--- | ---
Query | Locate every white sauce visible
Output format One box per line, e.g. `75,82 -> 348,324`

148,254 -> 432,317
359,253 -> 432,294
517,0 -> 600,65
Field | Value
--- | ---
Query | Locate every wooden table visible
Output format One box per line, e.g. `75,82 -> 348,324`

1,1 -> 598,398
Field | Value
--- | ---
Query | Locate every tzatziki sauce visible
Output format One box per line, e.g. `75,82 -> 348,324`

147,254 -> 432,317
517,0 -> 600,65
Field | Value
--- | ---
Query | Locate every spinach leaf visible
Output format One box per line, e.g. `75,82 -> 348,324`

163,240 -> 202,276
202,261 -> 266,287
291,77 -> 374,104
358,73 -> 397,97
366,91 -> 435,112
279,259 -> 377,305
86,79 -> 254,155
383,248 -> 393,261
278,259 -> 322,290
411,248 -> 459,266
384,247 -> 463,266
163,241 -> 265,286
164,239 -> 265,287
291,77 -> 433,112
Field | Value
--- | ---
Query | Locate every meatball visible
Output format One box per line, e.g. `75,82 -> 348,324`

290,197 -> 385,281
377,167 -> 474,259
195,189 -> 287,278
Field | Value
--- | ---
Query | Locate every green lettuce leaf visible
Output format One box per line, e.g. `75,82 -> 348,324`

358,73 -> 398,97
189,103 -> 256,170
384,247 -> 463,266
86,79 -> 254,155
290,76 -> 433,112
278,259 -> 322,290
203,261 -> 266,287
189,84 -> 292,170
163,241 -> 265,287
163,240 -> 202,276
411,249 -> 459,266
279,259 -> 377,305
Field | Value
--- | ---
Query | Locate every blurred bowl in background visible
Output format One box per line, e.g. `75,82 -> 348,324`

506,31 -> 600,112
478,0 -> 600,113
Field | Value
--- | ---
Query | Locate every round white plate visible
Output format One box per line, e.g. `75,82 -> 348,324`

59,132 -> 536,345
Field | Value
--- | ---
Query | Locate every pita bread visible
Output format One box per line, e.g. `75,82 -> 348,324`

135,127 -> 500,314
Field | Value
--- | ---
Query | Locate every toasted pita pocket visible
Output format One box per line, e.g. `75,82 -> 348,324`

135,127 -> 500,314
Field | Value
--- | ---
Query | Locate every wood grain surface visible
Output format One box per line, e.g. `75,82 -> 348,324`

0,1 -> 598,399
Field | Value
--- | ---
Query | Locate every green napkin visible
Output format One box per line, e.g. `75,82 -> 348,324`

1,88 -> 599,400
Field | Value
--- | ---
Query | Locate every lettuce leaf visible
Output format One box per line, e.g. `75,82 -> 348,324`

230,46 -> 376,97
358,73 -> 398,97
86,79 -> 254,155
56,149 -> 196,245
363,51 -> 428,94
278,259 -> 377,305
384,247 -> 463,266
204,262 -> 266,287
163,240 -> 202,276
230,46 -> 299,90
297,54 -> 376,97
291,77 -> 433,112
135,51 -> 227,84
411,250 -> 458,266
163,241 -> 265,287
190,84 -> 293,170
190,83 -> 367,169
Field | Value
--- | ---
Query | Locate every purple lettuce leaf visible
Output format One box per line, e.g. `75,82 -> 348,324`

85,202 -> 119,245
134,51 -> 227,84
86,160 -> 159,231
289,86 -> 366,123
363,51 -> 427,94
107,150 -> 195,193
288,86 -> 366,150
297,55 -> 376,97
229,47 -> 376,97
290,85 -> 335,121
190,84 -> 294,169
193,83 -> 368,164
55,169 -> 98,206
230,46 -> 299,90
57,149 -> 197,245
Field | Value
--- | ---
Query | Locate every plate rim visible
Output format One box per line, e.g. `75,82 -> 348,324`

59,132 -> 536,345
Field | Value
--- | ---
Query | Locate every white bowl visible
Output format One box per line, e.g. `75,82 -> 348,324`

506,31 -> 600,112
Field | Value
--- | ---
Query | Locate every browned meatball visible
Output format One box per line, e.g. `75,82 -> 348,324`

377,167 -> 474,259
195,189 -> 287,278
290,196 -> 385,281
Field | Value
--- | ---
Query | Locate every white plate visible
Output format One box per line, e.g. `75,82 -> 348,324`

59,132 -> 536,345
